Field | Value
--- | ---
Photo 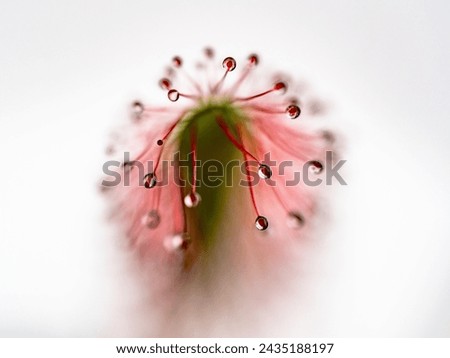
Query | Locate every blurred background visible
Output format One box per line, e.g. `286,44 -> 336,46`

0,0 -> 449,337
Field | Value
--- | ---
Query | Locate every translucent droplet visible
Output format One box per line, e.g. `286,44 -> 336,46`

164,233 -> 190,252
255,216 -> 269,231
159,78 -> 171,90
143,173 -> 157,189
287,212 -> 304,229
286,104 -> 301,119
142,209 -> 160,229
168,89 -> 179,102
274,81 -> 287,93
132,101 -> 144,117
184,191 -> 201,208
204,47 -> 214,58
258,164 -> 272,179
248,54 -> 259,66
157,139 -> 163,146
172,56 -> 182,67
309,160 -> 324,174
222,57 -> 236,71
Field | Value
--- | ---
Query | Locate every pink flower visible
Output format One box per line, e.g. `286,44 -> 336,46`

102,48 -> 334,336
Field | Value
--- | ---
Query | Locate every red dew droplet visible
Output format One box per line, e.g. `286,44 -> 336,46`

274,81 -> 287,92
222,57 -> 236,71
172,56 -> 182,67
286,104 -> 301,119
159,78 -> 172,90
309,160 -> 324,174
157,139 -> 163,146
248,53 -> 259,66
255,216 -> 269,231
167,89 -> 180,102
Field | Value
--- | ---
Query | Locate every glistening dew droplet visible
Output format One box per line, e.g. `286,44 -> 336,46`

222,57 -> 236,71
172,56 -> 182,67
168,89 -> 179,102
274,81 -> 287,93
143,173 -> 157,189
286,104 -> 301,119
258,164 -> 272,179
248,54 -> 259,66
159,78 -> 172,90
255,216 -> 269,231
309,160 -> 324,174
163,233 -> 190,252
184,192 -> 201,208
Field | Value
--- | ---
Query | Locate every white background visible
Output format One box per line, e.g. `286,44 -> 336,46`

0,0 -> 449,337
